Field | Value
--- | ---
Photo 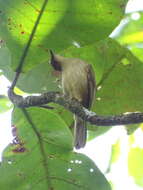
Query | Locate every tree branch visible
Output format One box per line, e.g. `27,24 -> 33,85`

8,87 -> 143,126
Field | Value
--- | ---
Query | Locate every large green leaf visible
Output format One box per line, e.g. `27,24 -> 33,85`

0,0 -> 127,71
0,107 -> 111,190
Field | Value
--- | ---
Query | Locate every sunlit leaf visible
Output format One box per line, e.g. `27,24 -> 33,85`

128,147 -> 143,187
0,0 -> 127,71
0,96 -> 12,113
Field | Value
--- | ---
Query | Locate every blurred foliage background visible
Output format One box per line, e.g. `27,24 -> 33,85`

0,0 -> 143,189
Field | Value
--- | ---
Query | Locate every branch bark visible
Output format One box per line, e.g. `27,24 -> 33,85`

8,87 -> 143,127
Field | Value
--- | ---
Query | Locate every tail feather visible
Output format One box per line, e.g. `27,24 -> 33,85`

74,116 -> 87,149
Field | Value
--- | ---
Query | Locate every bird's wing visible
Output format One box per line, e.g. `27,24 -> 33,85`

83,64 -> 96,108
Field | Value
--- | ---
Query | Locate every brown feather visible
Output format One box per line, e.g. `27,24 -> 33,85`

82,64 -> 96,108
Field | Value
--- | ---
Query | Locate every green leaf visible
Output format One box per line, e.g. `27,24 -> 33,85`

49,103 -> 73,128
128,147 -> 143,187
0,107 -> 111,190
129,46 -> 143,63
0,0 -> 128,71
0,96 -> 12,113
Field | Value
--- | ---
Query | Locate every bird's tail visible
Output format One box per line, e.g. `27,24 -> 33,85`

74,115 -> 87,149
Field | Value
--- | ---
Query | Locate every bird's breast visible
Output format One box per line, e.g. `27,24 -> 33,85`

62,64 -> 88,102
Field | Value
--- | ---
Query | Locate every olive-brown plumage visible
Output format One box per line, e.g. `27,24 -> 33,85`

50,50 -> 96,149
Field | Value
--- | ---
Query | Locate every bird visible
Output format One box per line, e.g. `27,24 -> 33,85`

50,50 -> 96,149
